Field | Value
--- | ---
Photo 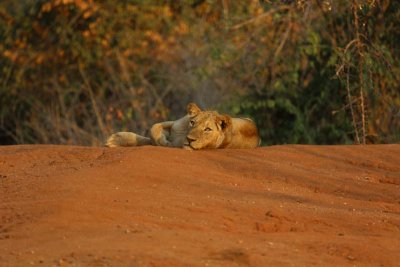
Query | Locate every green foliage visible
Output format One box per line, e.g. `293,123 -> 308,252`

225,0 -> 399,145
0,0 -> 399,145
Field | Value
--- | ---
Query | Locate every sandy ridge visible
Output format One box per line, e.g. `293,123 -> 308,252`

0,144 -> 399,266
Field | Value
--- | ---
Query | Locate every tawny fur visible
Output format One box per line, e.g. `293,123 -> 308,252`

105,103 -> 260,150
105,132 -> 151,147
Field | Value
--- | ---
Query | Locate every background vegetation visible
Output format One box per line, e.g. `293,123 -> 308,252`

1,0 -> 399,146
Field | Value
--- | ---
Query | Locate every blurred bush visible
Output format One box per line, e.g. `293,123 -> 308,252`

0,0 -> 399,146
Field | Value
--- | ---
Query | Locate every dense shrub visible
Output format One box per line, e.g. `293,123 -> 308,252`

0,0 -> 399,145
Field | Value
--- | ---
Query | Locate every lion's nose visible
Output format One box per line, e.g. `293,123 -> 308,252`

187,136 -> 196,143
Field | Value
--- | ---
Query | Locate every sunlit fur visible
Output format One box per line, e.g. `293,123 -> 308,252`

106,103 -> 260,150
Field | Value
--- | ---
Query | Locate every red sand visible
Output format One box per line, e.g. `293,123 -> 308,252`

1,144 -> 399,266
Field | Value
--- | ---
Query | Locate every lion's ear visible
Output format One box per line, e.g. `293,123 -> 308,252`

187,103 -> 201,117
217,114 -> 232,131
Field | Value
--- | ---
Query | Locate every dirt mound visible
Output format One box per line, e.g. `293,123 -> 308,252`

1,145 -> 399,266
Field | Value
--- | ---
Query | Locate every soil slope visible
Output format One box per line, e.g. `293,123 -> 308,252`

1,145 -> 399,267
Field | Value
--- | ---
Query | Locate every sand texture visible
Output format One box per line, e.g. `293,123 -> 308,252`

1,144 -> 399,266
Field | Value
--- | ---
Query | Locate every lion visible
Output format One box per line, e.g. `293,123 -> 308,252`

105,103 -> 260,150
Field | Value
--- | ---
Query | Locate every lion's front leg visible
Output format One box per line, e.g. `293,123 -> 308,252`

150,121 -> 174,147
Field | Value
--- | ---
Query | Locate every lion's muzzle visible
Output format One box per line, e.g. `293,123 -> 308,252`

186,136 -> 196,143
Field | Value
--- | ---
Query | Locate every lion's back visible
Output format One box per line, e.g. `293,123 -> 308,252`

228,118 -> 260,148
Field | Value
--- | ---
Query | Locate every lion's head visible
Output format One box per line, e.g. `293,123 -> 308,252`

183,103 -> 232,150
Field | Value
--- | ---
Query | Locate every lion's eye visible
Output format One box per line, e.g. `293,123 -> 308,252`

190,120 -> 195,126
204,127 -> 212,132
